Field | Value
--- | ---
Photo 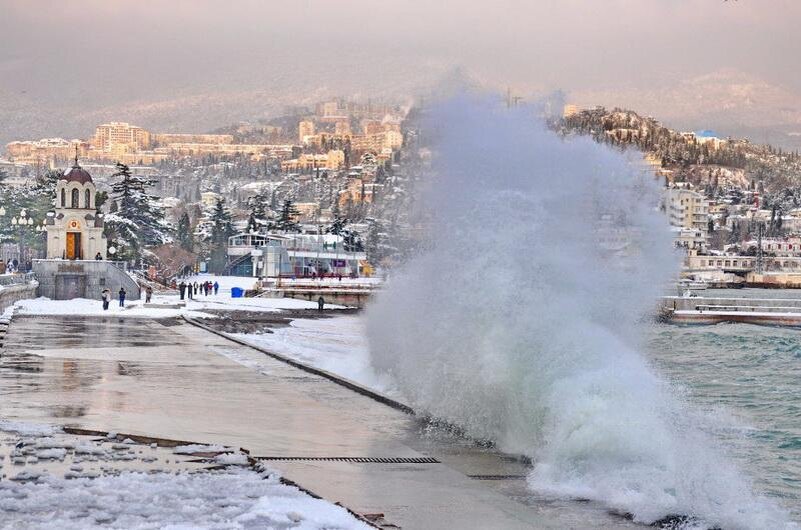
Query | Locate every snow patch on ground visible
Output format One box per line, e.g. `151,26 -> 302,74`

0,467 -> 368,529
187,295 -> 341,313
233,315 -> 396,396
13,289 -> 341,318
173,444 -> 231,455
0,420 -> 61,436
13,297 -> 215,319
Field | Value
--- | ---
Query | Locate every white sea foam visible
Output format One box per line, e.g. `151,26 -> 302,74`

366,96 -> 794,528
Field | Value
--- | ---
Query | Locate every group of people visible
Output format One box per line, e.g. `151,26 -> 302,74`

101,287 -> 126,310
0,258 -> 24,274
98,279 -> 219,310
178,280 -> 219,301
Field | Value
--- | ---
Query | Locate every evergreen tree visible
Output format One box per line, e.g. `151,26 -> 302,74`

177,212 -> 193,252
246,189 -> 270,232
105,162 -> 168,261
207,198 -> 233,273
275,199 -> 301,233
94,190 -> 108,213
365,218 -> 390,264
327,216 -> 346,236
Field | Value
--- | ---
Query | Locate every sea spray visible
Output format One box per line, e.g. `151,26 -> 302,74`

366,96 -> 792,528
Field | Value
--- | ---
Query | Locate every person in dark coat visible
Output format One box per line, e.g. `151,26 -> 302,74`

213,281 -> 219,295
317,296 -> 325,312
145,286 -> 153,303
193,282 -> 199,295
101,289 -> 111,311
187,282 -> 193,299
95,252 -> 103,260
118,287 -> 126,308
179,282 -> 186,301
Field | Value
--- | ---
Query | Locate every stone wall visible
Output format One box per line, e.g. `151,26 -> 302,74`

0,282 -> 38,312
33,260 -> 140,301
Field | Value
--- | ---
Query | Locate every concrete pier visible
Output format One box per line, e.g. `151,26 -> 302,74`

0,314 -> 633,529
661,295 -> 801,326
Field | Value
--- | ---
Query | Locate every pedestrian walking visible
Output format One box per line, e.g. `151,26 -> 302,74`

187,282 -> 193,300
101,289 -> 111,311
145,286 -> 153,303
179,282 -> 186,301
213,281 -> 219,295
317,296 -> 325,312
193,282 -> 198,296
118,287 -> 126,308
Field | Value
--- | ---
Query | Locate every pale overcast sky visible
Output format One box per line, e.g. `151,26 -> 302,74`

0,0 -> 799,143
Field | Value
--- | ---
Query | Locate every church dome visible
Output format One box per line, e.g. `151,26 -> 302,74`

63,162 -> 93,185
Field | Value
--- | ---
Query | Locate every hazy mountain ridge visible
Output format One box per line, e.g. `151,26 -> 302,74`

573,69 -> 801,149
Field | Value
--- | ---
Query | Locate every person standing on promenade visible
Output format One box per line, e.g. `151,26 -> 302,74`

179,282 -> 186,300
213,281 -> 219,295
118,287 -> 126,308
101,289 -> 111,311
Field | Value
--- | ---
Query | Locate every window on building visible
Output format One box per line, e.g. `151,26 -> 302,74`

60,188 -> 66,207
85,189 -> 91,209
71,188 -> 79,208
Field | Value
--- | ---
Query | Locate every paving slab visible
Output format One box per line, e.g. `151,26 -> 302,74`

0,315 -> 634,529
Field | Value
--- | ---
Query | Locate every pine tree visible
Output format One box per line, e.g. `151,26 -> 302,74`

275,199 -> 301,233
366,218 -> 390,265
246,189 -> 270,232
327,216 -> 346,236
105,162 -> 168,261
94,191 -> 108,213
177,212 -> 193,252
207,198 -> 233,273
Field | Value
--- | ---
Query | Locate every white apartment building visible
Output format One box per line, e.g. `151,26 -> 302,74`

665,187 -> 708,230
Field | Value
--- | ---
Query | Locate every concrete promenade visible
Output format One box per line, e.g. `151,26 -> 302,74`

0,315 -> 632,529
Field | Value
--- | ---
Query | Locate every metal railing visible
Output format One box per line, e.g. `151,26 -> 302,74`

31,258 -> 128,272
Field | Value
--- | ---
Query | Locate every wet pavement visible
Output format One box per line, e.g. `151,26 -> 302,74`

0,315 -> 635,529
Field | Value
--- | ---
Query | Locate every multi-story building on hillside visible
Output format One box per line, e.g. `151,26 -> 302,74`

665,187 -> 709,230
93,122 -> 151,152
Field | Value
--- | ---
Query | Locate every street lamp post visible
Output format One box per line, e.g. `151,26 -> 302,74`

0,207 -> 38,271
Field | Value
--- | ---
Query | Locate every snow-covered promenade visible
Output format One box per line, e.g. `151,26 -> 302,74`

0,310 -> 580,529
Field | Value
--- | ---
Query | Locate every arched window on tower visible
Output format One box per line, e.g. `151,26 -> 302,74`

60,188 -> 66,208
85,189 -> 91,209
71,188 -> 79,209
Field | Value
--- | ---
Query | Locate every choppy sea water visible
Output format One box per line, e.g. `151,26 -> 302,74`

647,289 -> 801,524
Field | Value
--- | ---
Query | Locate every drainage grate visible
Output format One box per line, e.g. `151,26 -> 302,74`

255,456 -> 440,464
467,474 -> 527,480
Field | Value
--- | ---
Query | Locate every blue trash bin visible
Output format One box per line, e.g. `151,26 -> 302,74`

231,287 -> 244,298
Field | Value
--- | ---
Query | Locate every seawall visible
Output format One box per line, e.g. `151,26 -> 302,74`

33,260 -> 141,301
0,282 -> 38,313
